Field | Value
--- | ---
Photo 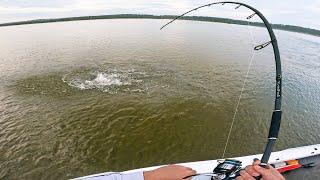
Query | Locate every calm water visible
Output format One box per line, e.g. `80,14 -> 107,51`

0,19 -> 319,179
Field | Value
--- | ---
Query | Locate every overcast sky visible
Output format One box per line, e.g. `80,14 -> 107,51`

0,0 -> 319,29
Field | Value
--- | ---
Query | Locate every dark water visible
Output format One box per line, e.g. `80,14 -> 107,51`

0,19 -> 319,179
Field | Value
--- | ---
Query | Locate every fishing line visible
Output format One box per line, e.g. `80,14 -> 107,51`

221,15 -> 257,159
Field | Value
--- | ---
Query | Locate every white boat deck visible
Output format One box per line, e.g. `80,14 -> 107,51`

75,144 -> 319,179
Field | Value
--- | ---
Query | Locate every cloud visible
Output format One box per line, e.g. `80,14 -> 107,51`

0,0 -> 112,14
0,6 -> 67,13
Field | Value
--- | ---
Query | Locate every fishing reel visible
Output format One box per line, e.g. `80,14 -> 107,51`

212,159 -> 242,180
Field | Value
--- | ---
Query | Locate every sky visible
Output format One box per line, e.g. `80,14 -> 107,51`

0,0 -> 319,29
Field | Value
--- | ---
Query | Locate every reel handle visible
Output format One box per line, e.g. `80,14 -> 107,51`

254,176 -> 262,180
235,159 -> 269,180
253,163 -> 270,180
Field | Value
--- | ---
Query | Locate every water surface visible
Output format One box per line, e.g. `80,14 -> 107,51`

0,19 -> 319,179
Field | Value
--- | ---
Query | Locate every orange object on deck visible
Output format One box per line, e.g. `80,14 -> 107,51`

276,160 -> 302,173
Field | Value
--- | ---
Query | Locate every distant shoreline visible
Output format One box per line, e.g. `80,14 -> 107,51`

0,14 -> 319,37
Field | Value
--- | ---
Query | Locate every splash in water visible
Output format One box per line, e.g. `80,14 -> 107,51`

62,68 -> 147,94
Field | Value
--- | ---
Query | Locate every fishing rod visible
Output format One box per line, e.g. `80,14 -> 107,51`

160,0 -> 282,176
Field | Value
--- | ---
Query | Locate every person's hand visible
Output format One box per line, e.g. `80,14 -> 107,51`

143,164 -> 196,180
236,160 -> 285,180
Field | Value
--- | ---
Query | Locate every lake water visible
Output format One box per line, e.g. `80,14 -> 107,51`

0,19 -> 319,179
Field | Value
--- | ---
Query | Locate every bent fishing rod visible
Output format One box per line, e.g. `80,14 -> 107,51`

161,1 -> 282,168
